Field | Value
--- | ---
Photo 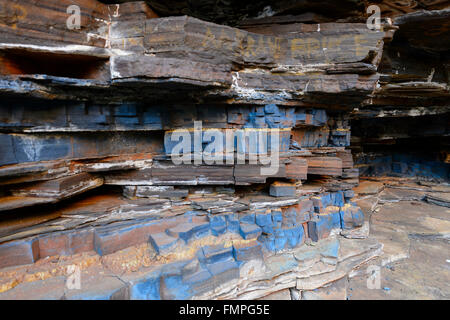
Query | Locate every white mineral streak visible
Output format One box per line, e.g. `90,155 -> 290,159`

231,72 -> 258,99
0,43 -> 133,57
12,178 -> 103,198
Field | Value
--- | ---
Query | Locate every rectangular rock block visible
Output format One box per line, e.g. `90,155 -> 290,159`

0,238 -> 39,269
271,210 -> 283,228
307,157 -> 343,176
148,232 -> 179,255
0,133 -> 17,166
308,208 -> 341,242
144,16 -> 385,67
269,182 -> 296,197
311,193 -> 332,213
292,128 -> 329,148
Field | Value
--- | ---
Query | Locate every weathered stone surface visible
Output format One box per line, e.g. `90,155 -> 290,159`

93,219 -> 175,256
11,173 -> 103,199
0,276 -> 66,300
394,9 -> 450,53
38,228 -> 95,258
258,289 -> 291,300
0,0 -> 109,47
111,54 -> 231,86
340,221 -> 370,239
65,270 -> 129,300
0,196 -> 56,212
148,233 -> 179,255
143,16 -> 385,67
269,182 -> 296,197
340,204 -> 364,230
301,276 -> 347,300
143,0 -> 367,25
308,209 -> 341,242
307,157 -> 343,176
347,180 -> 450,299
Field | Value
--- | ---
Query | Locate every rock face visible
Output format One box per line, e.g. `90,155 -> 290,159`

0,0 -> 448,299
351,7 -> 450,181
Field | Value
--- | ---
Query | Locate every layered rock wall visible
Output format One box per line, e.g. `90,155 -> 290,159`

0,0 -> 448,300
